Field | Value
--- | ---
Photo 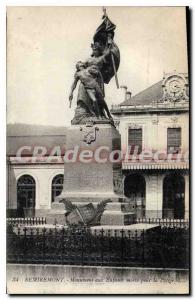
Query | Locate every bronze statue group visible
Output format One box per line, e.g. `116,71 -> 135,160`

69,12 -> 120,125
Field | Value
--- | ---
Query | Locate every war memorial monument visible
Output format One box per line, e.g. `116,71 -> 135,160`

49,10 -> 138,228
6,8 -> 189,294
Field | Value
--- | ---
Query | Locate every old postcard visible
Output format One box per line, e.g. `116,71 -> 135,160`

6,6 -> 189,294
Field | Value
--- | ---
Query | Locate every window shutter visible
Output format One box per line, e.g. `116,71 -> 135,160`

167,128 -> 181,153
128,128 -> 142,153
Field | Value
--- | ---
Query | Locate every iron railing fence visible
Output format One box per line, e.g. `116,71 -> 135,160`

136,218 -> 189,228
7,225 -> 189,269
6,218 -> 189,228
6,217 -> 46,226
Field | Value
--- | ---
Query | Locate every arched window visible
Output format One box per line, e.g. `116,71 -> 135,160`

163,174 -> 185,219
124,173 -> 146,218
17,175 -> 36,217
51,174 -> 64,202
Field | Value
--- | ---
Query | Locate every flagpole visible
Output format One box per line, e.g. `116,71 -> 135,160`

111,51 -> 119,88
102,7 -> 119,89
102,6 -> 107,18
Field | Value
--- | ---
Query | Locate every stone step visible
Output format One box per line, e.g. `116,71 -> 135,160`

100,211 -> 136,226
56,192 -> 125,203
66,202 -> 129,211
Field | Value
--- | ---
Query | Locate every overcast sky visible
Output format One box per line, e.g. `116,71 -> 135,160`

7,6 -> 188,126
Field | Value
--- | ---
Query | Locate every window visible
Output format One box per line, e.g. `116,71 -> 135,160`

128,128 -> 142,154
51,174 -> 64,202
167,128 -> 181,154
17,175 -> 36,210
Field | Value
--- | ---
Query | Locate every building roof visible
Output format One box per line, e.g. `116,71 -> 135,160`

7,124 -> 66,136
7,124 -> 66,156
120,80 -> 163,106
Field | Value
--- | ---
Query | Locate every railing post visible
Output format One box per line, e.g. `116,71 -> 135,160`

142,230 -> 145,266
135,230 -> 138,262
120,229 -> 125,265
108,229 -> 111,255
23,227 -> 27,263
127,230 -> 131,266
35,228 -> 39,263
100,228 -> 104,266
93,229 -> 97,265
80,228 -> 84,266
42,227 -> 46,264
61,227 -> 65,264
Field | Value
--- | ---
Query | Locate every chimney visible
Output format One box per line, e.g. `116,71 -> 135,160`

126,91 -> 132,101
120,85 -> 128,101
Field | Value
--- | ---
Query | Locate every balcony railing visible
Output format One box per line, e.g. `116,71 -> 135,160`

7,217 -> 46,226
136,218 -> 189,228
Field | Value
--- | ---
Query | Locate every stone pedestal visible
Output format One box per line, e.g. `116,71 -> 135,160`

46,203 -> 66,225
51,123 -> 134,225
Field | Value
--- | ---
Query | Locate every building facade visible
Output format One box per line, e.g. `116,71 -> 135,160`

111,72 -> 189,220
7,72 -> 189,220
7,125 -> 65,217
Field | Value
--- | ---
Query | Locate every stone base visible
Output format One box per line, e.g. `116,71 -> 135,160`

145,210 -> 163,219
49,198 -> 135,226
101,201 -> 136,225
56,192 -> 124,203
58,124 -> 122,199
100,211 -> 135,226
51,124 -> 134,226
46,202 -> 66,225
34,203 -> 66,225
71,114 -> 115,126
45,214 -> 65,225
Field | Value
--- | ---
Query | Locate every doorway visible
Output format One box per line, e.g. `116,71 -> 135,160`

124,173 -> 146,218
163,174 -> 185,219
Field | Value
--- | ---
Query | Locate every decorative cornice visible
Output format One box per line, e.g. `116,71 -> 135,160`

111,105 -> 189,115
151,117 -> 159,125
170,116 -> 178,123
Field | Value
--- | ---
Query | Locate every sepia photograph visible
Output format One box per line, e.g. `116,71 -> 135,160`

6,6 -> 189,294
